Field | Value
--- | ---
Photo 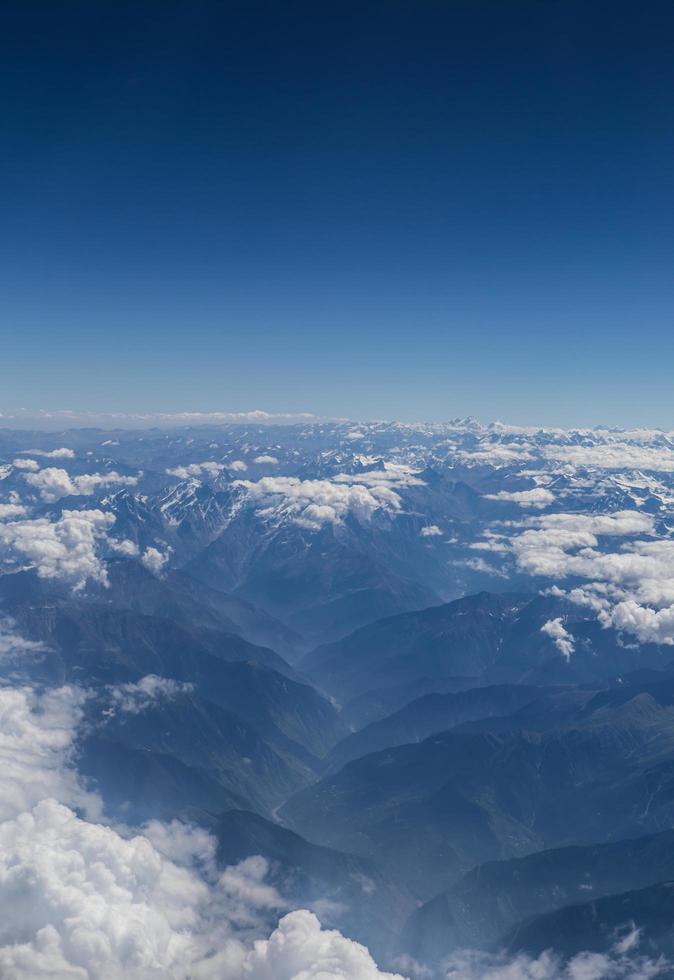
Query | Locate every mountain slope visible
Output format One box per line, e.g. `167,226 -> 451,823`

403,828 -> 674,963
281,690 -> 674,897
187,516 -> 436,643
302,591 -> 673,704
78,688 -> 312,820
326,684 -> 542,771
504,881 -> 674,960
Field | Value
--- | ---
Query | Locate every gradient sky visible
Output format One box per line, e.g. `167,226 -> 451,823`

2,0 -> 674,426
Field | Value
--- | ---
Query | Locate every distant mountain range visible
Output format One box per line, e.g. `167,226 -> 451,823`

2,419 -> 674,974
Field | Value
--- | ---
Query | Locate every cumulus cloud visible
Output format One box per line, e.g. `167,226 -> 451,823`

509,511 -> 654,579
23,467 -> 76,501
12,458 -> 39,471
141,546 -> 171,575
0,684 -> 224,978
0,685 -> 99,822
20,448 -> 76,459
24,468 -> 138,502
0,509 -> 115,588
485,488 -> 555,509
605,599 -> 674,647
540,618 -> 575,660
253,455 -> 279,465
236,475 -> 407,530
105,675 -> 194,715
0,681 -> 403,980
166,462 -> 224,479
0,799 -> 229,979
226,460 -> 248,472
240,910 -> 405,979
0,503 -> 28,519
141,818 -> 217,868
502,511 -> 674,646
108,537 -> 139,556
420,525 -> 442,537
0,833 -> 402,980
235,464 -> 424,530
218,856 -> 286,929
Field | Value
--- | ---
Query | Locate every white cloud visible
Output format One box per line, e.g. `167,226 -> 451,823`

485,488 -> 555,509
0,799 -> 226,980
605,599 -> 674,647
0,685 -> 99,822
24,468 -> 138,502
456,444 -> 535,466
469,510 -> 665,619
540,618 -> 575,660
544,443 -> 674,472
509,512 -> 655,579
0,681 -> 403,980
12,458 -> 39,471
141,818 -> 217,868
240,910 -> 406,979
236,475 -> 406,530
253,455 -> 279,465
141,546 -> 171,575
0,618 -> 47,666
503,511 -> 674,646
108,537 -> 139,556
469,534 -> 510,553
459,556 -> 508,578
0,509 -> 115,588
0,829 -> 403,980
0,684 -> 221,978
166,462 -> 225,479
105,675 -> 194,715
0,503 -> 28,520
430,425 -> 674,480
24,467 -> 76,501
420,525 -> 442,537
20,448 -> 76,459
333,464 -> 424,490
217,856 -> 286,928
226,460 -> 248,472
438,924 -> 667,980
232,465 -> 426,530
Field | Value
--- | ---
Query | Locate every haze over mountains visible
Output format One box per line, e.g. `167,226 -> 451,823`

2,417 -> 674,977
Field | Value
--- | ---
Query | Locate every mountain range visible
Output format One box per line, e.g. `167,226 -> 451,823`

2,418 -> 674,975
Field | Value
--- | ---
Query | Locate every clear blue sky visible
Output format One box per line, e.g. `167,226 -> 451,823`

1,1 -> 673,426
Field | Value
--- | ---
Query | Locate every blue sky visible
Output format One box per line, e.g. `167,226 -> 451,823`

1,0 -> 673,426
